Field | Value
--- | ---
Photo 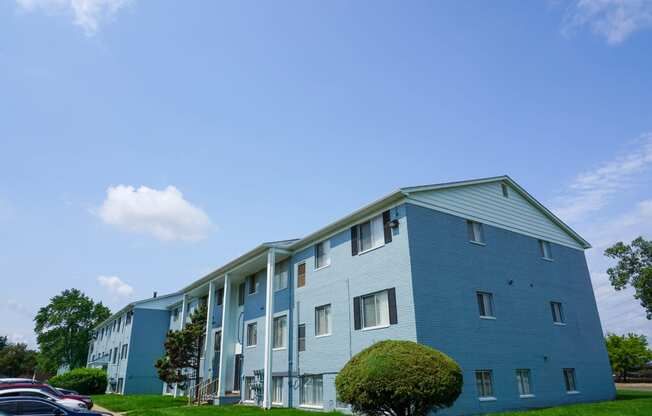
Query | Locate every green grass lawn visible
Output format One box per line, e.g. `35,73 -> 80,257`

92,390 -> 652,415
91,394 -> 187,412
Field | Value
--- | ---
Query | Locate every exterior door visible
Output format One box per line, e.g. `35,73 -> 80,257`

233,354 -> 243,392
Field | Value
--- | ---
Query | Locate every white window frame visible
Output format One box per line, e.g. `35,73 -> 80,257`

299,375 -> 323,408
361,290 -> 390,330
273,314 -> 288,350
516,369 -> 534,397
314,240 -> 331,270
540,240 -> 553,260
355,214 -> 385,254
468,220 -> 485,244
551,302 -> 565,325
563,368 -> 579,393
315,304 -> 331,337
477,292 -> 495,319
475,370 -> 495,400
272,376 -> 283,405
246,322 -> 257,347
273,263 -> 288,292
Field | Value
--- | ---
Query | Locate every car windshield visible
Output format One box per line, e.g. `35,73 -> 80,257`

42,386 -> 63,398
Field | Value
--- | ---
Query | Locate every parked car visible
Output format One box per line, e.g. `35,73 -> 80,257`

0,380 -> 36,385
0,385 -> 92,410
53,389 -> 78,397
0,396 -> 103,416
0,389 -> 86,410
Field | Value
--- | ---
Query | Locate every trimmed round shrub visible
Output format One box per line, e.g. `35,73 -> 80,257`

335,340 -> 463,416
48,368 -> 107,395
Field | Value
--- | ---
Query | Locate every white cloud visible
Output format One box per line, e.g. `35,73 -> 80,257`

98,185 -> 214,242
16,0 -> 131,35
97,275 -> 134,297
563,0 -> 652,44
552,134 -> 652,222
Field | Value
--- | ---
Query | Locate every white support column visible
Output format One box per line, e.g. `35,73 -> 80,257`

217,273 -> 230,398
204,280 -> 216,380
262,248 -> 276,409
174,294 -> 188,398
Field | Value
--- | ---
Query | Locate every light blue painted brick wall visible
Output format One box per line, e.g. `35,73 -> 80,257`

405,203 -> 615,415
286,204 -> 417,410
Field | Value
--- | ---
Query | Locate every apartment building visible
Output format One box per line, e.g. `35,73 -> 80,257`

87,292 -> 182,394
101,176 -> 615,414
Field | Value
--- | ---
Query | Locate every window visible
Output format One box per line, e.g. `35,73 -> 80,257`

563,368 -> 578,392
117,317 -> 121,332
216,288 -> 224,306
238,283 -> 246,306
117,378 -> 124,394
273,315 -> 287,349
247,275 -> 257,294
19,400 -> 58,415
475,370 -> 494,399
314,240 -> 331,269
246,322 -> 257,347
121,344 -> 128,359
477,292 -> 495,318
362,290 -> 389,329
356,215 -> 385,253
516,369 -> 533,396
539,240 -> 552,260
501,183 -> 509,198
300,375 -> 323,407
243,376 -> 255,401
113,347 -> 118,364
315,304 -> 331,336
172,308 -> 179,322
126,311 -> 132,325
467,220 -> 485,244
298,323 -> 306,352
274,261 -> 288,291
354,288 -> 397,330
297,263 -> 306,288
551,302 -> 565,324
0,401 -> 17,415
108,349 -> 112,362
272,376 -> 283,404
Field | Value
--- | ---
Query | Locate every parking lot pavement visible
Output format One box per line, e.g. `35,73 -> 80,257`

616,383 -> 652,392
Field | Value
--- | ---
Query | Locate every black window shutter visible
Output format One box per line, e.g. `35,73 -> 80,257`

351,226 -> 359,256
353,296 -> 361,330
382,210 -> 393,244
388,288 -> 398,325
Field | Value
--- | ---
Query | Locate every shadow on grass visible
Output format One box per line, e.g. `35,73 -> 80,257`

616,390 -> 652,401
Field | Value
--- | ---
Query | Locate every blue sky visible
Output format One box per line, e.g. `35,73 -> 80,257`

1,1 -> 651,347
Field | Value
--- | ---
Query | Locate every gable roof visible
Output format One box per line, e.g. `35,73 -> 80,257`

288,175 -> 590,251
401,175 -> 590,249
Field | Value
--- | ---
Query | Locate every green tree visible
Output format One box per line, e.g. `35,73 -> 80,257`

0,336 -> 7,351
0,339 -> 38,377
155,303 -> 207,398
605,237 -> 652,319
34,289 -> 111,374
605,333 -> 652,382
336,340 -> 463,416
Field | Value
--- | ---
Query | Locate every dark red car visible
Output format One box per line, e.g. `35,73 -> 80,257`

0,382 -> 93,409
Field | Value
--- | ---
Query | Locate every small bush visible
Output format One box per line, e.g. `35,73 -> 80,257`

335,340 -> 463,416
49,368 -> 107,395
